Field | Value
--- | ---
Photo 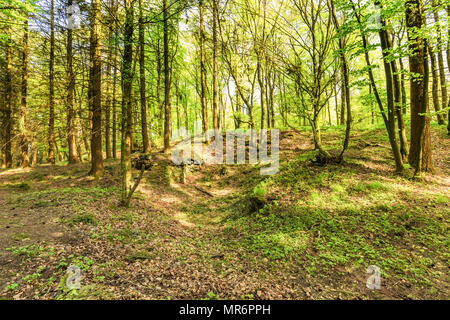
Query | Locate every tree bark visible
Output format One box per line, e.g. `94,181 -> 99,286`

432,0 -> 447,121
121,0 -> 134,206
163,0 -> 171,152
48,0 -> 55,164
67,0 -> 80,164
405,0 -> 433,173
447,4 -> 450,133
386,31 -> 408,161
104,0 -> 114,159
199,0 -> 208,139
112,0 -> 118,159
139,0 -> 150,153
20,16 -> 30,168
429,47 -> 445,124
212,0 -> 219,131
89,0 -> 104,176
3,26 -> 13,168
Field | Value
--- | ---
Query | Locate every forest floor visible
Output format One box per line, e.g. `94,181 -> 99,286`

0,124 -> 448,300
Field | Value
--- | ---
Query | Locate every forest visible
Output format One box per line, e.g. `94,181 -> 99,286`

0,0 -> 448,300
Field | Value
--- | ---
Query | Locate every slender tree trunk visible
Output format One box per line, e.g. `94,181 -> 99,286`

104,0 -> 114,159
447,4 -> 450,133
212,0 -> 219,131
199,0 -> 208,139
339,65 -> 346,125
67,1 -> 80,164
330,0 -> 351,159
398,57 -> 407,115
378,17 -> 404,172
121,0 -> 134,206
351,1 -> 403,172
386,32 -> 408,161
139,0 -> 150,153
156,45 -> 163,136
3,26 -> 13,168
310,111 -> 330,157
48,0 -> 55,164
32,146 -> 38,166
20,16 -> 30,168
163,0 -> 171,151
369,85 -> 375,124
429,47 -> 445,124
257,60 -> 265,129
406,0 -> 433,173
89,0 -> 104,176
334,82 -> 339,125
112,0 -> 118,159
432,0 -> 447,120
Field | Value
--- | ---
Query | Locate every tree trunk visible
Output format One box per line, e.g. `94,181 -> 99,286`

257,60 -> 265,129
104,0 -> 114,159
20,16 -> 30,168
429,47 -> 445,124
212,0 -> 219,131
48,0 -> 55,164
121,1 -> 134,206
339,65 -> 346,125
447,4 -> 450,133
398,57 -> 407,115
432,0 -> 447,121
386,31 -> 408,161
89,0 -> 104,176
330,0 -> 351,160
378,17 -> 404,172
351,1 -> 403,172
199,0 -> 208,139
139,0 -> 150,153
406,0 -> 433,173
112,0 -> 118,159
163,0 -> 171,152
67,1 -> 80,164
3,26 -> 13,168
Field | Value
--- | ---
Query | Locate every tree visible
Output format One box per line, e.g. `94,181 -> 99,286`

104,0 -> 114,159
405,0 -> 433,173
3,26 -> 13,168
429,45 -> 445,125
19,13 -> 30,167
283,0 -> 337,157
199,0 -> 208,139
121,0 -> 135,206
48,0 -> 55,164
329,0 -> 351,160
212,0 -> 219,131
89,0 -> 104,176
67,0 -> 79,164
350,0 -> 404,172
431,0 -> 447,121
139,0 -> 150,153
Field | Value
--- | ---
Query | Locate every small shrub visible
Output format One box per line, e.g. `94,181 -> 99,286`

8,182 -> 31,191
65,213 -> 97,226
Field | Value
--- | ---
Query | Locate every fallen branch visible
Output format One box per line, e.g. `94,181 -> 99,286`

194,185 -> 214,197
126,166 -> 145,206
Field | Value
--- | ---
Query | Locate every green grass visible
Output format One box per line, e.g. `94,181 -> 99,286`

215,152 -> 449,286
64,212 -> 97,226
7,181 -> 31,191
